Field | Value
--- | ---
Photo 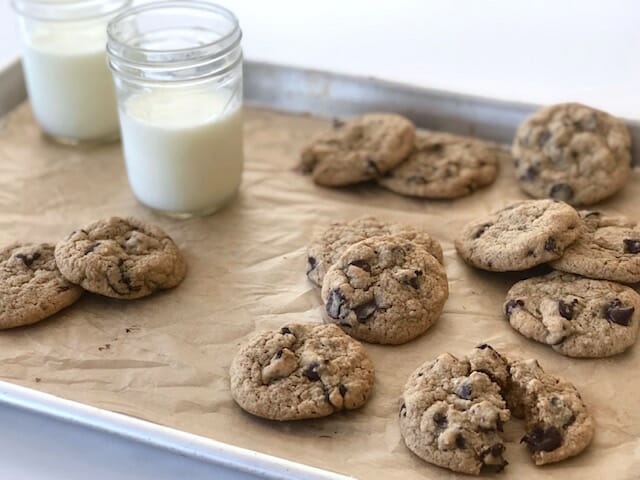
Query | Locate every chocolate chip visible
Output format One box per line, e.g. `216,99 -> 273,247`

544,237 -> 557,252
274,349 -> 283,359
538,129 -> 551,146
521,165 -> 539,181
476,343 -> 492,350
399,403 -> 406,417
605,299 -> 634,326
415,269 -> 423,277
521,426 -> 563,453
584,211 -> 601,218
455,382 -> 472,400
623,239 -> 640,254
354,300 -> 377,322
280,327 -> 292,335
349,259 -> 371,273
303,362 -> 321,381
433,412 -> 447,428
473,223 -> 492,239
365,158 -> 381,176
306,256 -> 317,274
505,299 -> 524,317
339,384 -> 347,396
558,299 -> 576,320
563,414 -> 576,428
15,252 -> 39,267
326,288 -> 346,319
84,242 -> 99,255
455,434 -> 466,449
550,183 -> 574,202
332,118 -> 345,129
481,443 -> 507,470
403,275 -> 420,289
407,176 -> 427,185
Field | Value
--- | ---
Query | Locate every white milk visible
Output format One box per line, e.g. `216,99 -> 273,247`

22,27 -> 119,142
119,90 -> 244,214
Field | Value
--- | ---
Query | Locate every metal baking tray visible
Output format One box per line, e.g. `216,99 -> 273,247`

1,55 -> 638,479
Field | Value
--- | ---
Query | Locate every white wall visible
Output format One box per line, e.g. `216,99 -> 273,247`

2,0 -> 640,118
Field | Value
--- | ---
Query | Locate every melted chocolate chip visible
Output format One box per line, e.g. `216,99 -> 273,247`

623,239 -> 640,254
339,384 -> 347,396
280,327 -> 292,335
455,434 -> 466,449
505,299 -> 524,317
605,299 -> 634,326
306,256 -> 317,274
326,288 -> 346,319
550,183 -> 574,202
544,237 -> 557,252
354,300 -> 377,322
473,223 -> 493,239
349,259 -> 371,273
433,412 -> 447,428
521,426 -> 563,453
303,362 -> 321,381
455,382 -> 472,400
558,299 -> 576,320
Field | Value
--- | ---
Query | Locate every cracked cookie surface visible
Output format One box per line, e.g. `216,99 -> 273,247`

504,271 -> 639,357
321,235 -> 448,344
300,113 -> 415,186
307,216 -> 443,287
455,199 -> 580,271
399,346 -> 511,475
378,131 -> 502,198
506,358 -> 595,466
55,217 -> 187,299
512,102 -> 631,206
229,323 -> 374,421
550,210 -> 640,283
0,243 -> 82,329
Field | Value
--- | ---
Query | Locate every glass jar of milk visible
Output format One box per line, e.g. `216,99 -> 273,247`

13,0 -> 130,145
107,1 -> 244,218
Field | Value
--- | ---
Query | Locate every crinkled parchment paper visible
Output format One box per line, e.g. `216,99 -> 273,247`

0,103 -> 639,479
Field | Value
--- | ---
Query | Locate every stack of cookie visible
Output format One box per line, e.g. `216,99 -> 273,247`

300,113 -> 505,199
0,217 -> 186,330
455,199 -> 640,358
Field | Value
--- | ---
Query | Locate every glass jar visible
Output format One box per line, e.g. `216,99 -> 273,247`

12,0 -> 131,145
107,1 -> 244,218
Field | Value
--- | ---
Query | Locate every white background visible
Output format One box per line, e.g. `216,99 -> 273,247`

1,0 -> 639,119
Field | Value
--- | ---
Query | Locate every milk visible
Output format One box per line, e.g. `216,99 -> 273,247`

21,27 -> 119,142
119,90 -> 244,215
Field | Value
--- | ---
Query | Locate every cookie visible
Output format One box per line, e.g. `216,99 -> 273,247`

229,323 -> 374,421
506,358 -> 595,466
378,131 -> 502,198
399,346 -> 511,475
512,102 -> 631,206
55,217 -> 187,299
307,216 -> 443,287
550,210 -> 640,283
0,243 -> 82,329
454,199 -> 581,271
300,113 -> 415,186
504,271 -> 639,357
321,235 -> 448,344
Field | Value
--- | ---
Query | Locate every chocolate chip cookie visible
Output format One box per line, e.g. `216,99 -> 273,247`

512,102 -> 632,206
307,216 -> 443,287
399,346 -> 511,474
455,199 -> 581,271
229,323 -> 375,421
300,113 -> 415,186
0,243 -> 82,329
550,210 -> 640,283
55,217 -> 187,300
504,271 -> 639,357
321,235 -> 448,344
378,131 -> 503,198
506,358 -> 595,466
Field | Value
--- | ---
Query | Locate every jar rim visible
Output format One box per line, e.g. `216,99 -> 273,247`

107,1 -> 242,83
12,0 -> 132,22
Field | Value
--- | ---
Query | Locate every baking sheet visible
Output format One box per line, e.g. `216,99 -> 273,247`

0,101 -> 639,479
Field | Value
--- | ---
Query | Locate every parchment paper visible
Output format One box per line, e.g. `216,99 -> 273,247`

1,102 -> 639,479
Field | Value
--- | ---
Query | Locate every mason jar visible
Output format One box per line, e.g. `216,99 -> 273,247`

107,1 -> 244,218
12,0 -> 130,145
